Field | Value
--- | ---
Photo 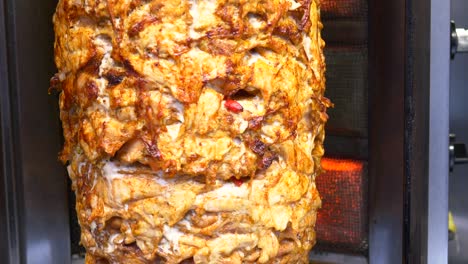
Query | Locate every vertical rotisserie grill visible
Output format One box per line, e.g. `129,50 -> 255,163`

0,0 -> 451,263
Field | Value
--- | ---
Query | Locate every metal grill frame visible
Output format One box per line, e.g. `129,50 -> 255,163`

0,0 -> 450,263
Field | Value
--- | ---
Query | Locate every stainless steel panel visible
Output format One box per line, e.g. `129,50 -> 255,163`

368,0 -> 406,262
406,0 -> 450,263
428,0 -> 450,262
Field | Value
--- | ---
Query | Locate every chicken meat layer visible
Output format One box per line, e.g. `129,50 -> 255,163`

52,0 -> 329,263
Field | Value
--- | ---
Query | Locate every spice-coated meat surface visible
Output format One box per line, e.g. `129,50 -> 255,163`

52,0 -> 329,263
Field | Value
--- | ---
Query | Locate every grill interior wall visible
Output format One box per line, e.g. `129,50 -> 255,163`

315,0 -> 369,255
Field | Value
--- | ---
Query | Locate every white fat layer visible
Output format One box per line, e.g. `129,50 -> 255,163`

239,119 -> 249,133
162,225 -> 184,253
74,163 -> 97,190
154,174 -> 172,186
296,59 -> 307,70
104,244 -> 115,254
301,132 -> 314,155
66,165 -> 73,178
162,23 -> 187,42
166,123 -> 182,141
78,162 -> 86,173
237,95 -> 265,116
105,234 -> 123,253
109,233 -> 122,244
95,78 -> 107,94
105,234 -> 117,253
261,121 -> 282,144
159,238 -> 171,253
94,35 -> 114,76
154,93 -> 185,122
90,221 -> 97,232
215,182 -> 249,198
188,0 -> 217,39
145,171 -> 194,187
94,78 -> 111,108
90,173 -> 97,191
83,0 -> 94,13
287,0 -> 302,10
248,14 -> 264,28
173,101 -> 185,122
194,181 -> 251,212
102,162 -> 134,182
197,182 -> 249,202
114,18 -> 121,28
247,51 -> 264,66
58,72 -> 66,81
179,218 -> 192,230
102,162 -> 123,181
302,34 -> 312,60
96,96 -> 110,109
99,52 -> 113,76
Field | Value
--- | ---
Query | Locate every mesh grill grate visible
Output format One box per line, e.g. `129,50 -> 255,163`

325,48 -> 368,138
318,0 -> 369,255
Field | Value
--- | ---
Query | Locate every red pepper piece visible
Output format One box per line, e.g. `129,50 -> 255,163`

225,99 -> 244,113
231,177 -> 243,187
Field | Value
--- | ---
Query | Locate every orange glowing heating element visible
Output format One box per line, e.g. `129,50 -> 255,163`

321,158 -> 363,172
316,158 -> 367,251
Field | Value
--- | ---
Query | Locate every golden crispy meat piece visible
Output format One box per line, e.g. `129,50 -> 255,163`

52,0 -> 329,263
